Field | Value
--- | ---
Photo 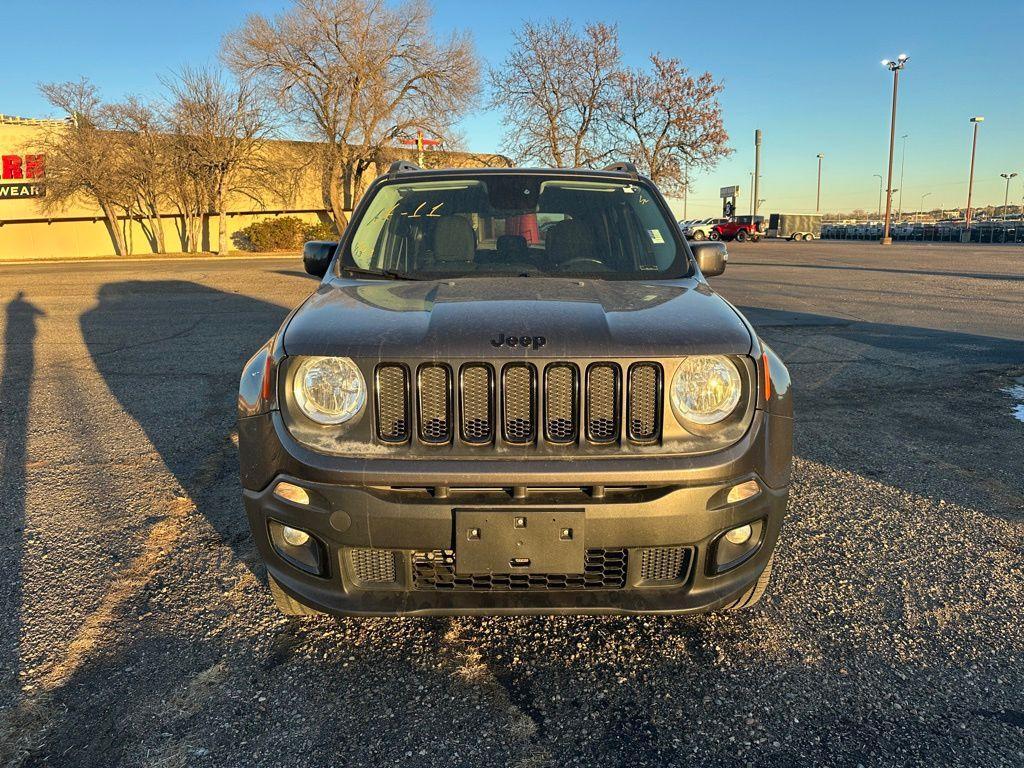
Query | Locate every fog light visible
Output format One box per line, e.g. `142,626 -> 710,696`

281,526 -> 311,547
712,518 -> 765,574
274,482 -> 310,505
268,520 -> 325,576
725,524 -> 752,545
726,479 -> 760,504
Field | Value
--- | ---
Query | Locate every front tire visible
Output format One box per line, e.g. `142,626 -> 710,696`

269,575 -> 324,616
708,231 -> 720,241
692,230 -> 706,241
724,555 -> 774,610
734,229 -> 748,242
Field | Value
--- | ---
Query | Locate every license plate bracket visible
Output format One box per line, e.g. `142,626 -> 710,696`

455,509 -> 585,575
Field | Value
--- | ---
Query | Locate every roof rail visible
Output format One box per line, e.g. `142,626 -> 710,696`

388,160 -> 421,177
603,161 -> 640,179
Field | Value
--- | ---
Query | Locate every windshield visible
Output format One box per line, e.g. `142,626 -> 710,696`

341,174 -> 688,279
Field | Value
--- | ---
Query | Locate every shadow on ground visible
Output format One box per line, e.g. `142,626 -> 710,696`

79,281 -> 294,571
0,293 -> 44,708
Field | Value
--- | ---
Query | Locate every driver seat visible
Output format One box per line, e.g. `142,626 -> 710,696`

545,218 -> 597,266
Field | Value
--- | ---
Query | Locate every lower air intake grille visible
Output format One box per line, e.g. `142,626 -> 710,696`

413,548 -> 627,591
638,546 -> 693,583
350,548 -> 398,584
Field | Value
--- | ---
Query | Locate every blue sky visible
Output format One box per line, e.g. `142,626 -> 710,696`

4,0 -> 1022,216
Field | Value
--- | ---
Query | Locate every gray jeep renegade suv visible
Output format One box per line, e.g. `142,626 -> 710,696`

238,161 -> 792,617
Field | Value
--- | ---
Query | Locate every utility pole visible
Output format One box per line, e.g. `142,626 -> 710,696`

753,129 -> 762,218
1000,172 -> 1017,218
898,134 -> 908,219
874,174 -> 883,218
880,54 -> 909,245
965,116 -> 984,230
816,153 -> 824,213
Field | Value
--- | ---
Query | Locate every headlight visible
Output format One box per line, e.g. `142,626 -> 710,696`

670,355 -> 742,425
292,356 -> 366,425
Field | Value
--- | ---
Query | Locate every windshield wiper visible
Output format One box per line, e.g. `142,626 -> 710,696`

341,265 -> 420,280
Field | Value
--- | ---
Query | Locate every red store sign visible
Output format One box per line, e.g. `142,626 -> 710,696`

2,154 -> 45,179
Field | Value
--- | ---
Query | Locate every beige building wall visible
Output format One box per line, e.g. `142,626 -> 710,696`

0,116 -> 505,260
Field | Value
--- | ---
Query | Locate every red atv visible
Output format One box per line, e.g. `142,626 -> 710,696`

711,215 -> 764,242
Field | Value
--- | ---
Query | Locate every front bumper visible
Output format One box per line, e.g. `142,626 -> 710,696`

239,409 -> 792,616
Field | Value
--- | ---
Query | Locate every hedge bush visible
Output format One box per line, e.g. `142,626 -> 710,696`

234,216 -> 338,252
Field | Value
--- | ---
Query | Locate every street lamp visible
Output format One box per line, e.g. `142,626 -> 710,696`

1000,172 -> 1018,218
816,153 -> 824,212
919,192 -> 931,223
879,54 -> 909,244
873,173 -> 883,218
965,116 -> 984,230
898,134 -> 908,220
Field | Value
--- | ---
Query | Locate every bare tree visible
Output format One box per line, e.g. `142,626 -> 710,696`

165,67 -> 276,255
36,79 -> 132,256
107,97 -> 170,253
610,55 -> 730,194
489,19 -> 620,168
224,0 -> 480,228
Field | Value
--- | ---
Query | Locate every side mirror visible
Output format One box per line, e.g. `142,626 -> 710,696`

691,241 -> 728,277
303,240 -> 337,277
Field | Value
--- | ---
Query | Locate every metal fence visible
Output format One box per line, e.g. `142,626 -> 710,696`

822,221 -> 1024,244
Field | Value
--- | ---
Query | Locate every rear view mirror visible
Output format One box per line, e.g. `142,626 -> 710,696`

303,240 -> 337,277
691,241 -> 728,277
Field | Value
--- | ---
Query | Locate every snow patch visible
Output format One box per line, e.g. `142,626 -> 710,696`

1001,382 -> 1024,423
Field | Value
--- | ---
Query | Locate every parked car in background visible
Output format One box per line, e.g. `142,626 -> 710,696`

683,217 -> 728,241
711,215 -> 764,242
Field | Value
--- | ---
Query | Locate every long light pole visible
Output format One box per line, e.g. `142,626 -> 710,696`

816,153 -> 824,212
880,54 -> 909,244
898,134 -> 908,219
749,172 -> 754,215
965,116 -> 984,229
919,192 -> 931,222
753,129 -> 763,218
1000,172 -> 1017,218
873,174 -> 883,218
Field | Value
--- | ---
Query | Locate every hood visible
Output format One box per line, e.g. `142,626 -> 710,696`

282,276 -> 752,359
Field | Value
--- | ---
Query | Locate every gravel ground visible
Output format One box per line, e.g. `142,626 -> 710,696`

0,241 -> 1022,767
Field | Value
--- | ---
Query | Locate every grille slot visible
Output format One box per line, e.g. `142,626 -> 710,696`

627,363 -> 661,442
544,364 -> 578,443
413,549 -> 627,590
350,548 -> 398,584
586,363 -> 620,442
375,365 -> 409,442
502,364 -> 537,443
638,546 -> 692,583
460,364 -> 494,443
417,365 -> 452,443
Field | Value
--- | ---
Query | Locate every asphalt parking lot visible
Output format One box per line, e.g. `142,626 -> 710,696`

0,240 -> 1022,767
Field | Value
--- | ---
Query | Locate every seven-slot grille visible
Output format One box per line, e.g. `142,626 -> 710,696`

375,362 -> 661,446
